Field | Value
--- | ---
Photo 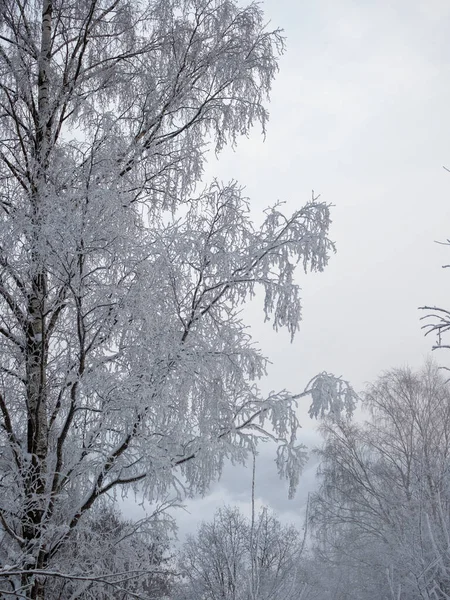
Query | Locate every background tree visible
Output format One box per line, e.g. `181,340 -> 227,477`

309,363 -> 450,600
177,505 -> 306,600
0,0 -> 354,597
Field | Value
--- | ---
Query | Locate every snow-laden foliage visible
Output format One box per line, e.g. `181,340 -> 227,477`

37,505 -> 174,599
308,372 -> 357,420
0,0 -> 353,597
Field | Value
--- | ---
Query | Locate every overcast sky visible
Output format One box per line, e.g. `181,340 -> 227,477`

129,0 -> 450,542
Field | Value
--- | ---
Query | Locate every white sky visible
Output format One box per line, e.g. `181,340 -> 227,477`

214,0 -> 450,393
129,0 -> 450,542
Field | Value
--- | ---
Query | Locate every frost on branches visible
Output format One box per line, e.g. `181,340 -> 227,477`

0,0 -> 353,597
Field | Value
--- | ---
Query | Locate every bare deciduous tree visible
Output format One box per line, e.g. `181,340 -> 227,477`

310,363 -> 450,600
177,506 -> 305,600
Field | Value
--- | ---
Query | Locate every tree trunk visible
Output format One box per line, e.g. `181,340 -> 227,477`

22,2 -> 53,598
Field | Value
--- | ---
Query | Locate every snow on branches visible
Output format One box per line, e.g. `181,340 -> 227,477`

0,0 -> 354,597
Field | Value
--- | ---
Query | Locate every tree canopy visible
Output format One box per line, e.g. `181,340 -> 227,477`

0,1 -> 354,597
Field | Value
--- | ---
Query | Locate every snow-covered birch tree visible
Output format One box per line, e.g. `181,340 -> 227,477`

0,0 -> 354,597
